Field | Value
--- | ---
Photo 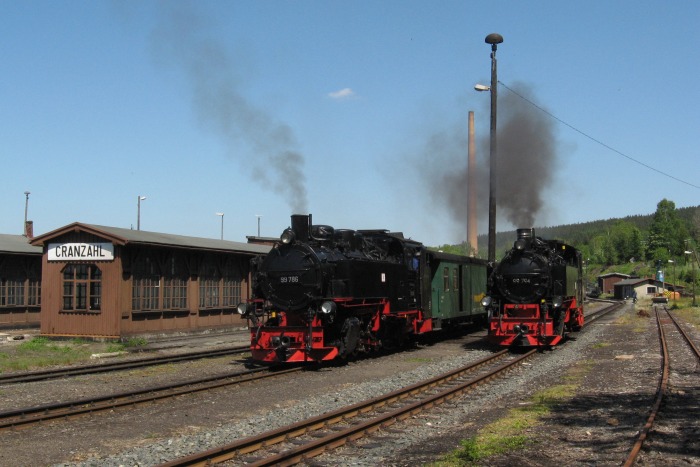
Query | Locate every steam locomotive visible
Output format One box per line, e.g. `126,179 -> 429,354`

237,214 -> 487,363
481,228 -> 584,347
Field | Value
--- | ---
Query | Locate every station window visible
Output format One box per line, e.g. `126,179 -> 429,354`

163,277 -> 187,309
163,256 -> 187,310
222,277 -> 242,307
133,276 -> 160,310
199,277 -> 220,308
27,279 -> 41,306
62,264 -> 102,312
198,257 -> 243,309
0,278 -> 24,306
132,254 -> 188,312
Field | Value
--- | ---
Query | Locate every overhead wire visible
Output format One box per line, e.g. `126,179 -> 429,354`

498,81 -> 700,190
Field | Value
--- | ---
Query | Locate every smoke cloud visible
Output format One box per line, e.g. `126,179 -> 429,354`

495,84 -> 557,227
152,6 -> 308,213
415,83 -> 558,239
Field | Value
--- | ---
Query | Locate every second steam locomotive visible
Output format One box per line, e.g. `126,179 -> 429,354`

481,228 -> 584,347
238,214 -> 487,363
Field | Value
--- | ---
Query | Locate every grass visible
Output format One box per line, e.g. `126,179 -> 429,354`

0,337 -> 93,372
432,362 -> 590,466
671,300 -> 700,327
0,335 -> 144,373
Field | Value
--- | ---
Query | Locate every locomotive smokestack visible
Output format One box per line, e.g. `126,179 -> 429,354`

291,214 -> 311,243
467,111 -> 477,256
517,228 -> 534,240
515,228 -> 535,250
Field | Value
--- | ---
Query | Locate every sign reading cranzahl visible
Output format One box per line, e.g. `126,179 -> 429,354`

48,242 -> 115,261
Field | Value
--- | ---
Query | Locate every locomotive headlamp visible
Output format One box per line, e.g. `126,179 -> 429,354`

481,296 -> 492,307
236,303 -> 249,316
280,228 -> 296,245
514,239 -> 526,251
320,301 -> 337,314
552,296 -> 563,309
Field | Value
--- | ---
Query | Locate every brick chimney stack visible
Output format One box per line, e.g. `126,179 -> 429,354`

24,221 -> 33,239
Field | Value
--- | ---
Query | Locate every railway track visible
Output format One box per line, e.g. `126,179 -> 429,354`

583,301 -> 624,327
157,348 -> 537,467
623,304 -> 700,466
0,345 -> 250,384
0,365 -> 302,431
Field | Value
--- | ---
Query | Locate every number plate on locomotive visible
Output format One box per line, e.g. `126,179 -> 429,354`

510,277 -> 531,284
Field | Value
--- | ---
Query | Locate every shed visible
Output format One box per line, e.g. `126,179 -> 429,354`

613,277 -> 666,300
598,273 -> 631,295
0,234 -> 43,328
30,223 -> 270,339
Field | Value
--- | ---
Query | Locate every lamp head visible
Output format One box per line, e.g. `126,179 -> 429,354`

485,33 -> 504,45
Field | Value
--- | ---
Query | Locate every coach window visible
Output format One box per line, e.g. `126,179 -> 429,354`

62,264 -> 102,312
443,267 -> 450,291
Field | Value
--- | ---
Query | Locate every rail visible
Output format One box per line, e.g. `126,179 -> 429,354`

159,349 -> 537,466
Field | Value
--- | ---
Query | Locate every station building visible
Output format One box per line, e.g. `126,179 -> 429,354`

0,233 -> 42,328
30,223 -> 270,339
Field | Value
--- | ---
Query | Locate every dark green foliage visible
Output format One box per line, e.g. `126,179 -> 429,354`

646,199 -> 689,259
468,202 -> 698,264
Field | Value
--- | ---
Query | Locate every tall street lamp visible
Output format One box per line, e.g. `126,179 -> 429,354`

137,196 -> 146,231
668,259 -> 676,300
216,212 -> 224,240
685,250 -> 697,307
475,32 -> 503,263
23,191 -> 30,236
256,214 -> 262,237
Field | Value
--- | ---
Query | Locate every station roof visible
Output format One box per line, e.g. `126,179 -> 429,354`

0,234 -> 43,255
30,223 -> 271,255
614,277 -> 684,290
614,278 -> 652,286
597,273 -> 631,279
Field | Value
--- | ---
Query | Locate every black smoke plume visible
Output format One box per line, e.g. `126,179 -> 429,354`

495,84 -> 557,227
152,6 -> 308,213
416,83 -> 558,239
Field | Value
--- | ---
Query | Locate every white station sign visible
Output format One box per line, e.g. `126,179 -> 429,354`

48,242 -> 115,261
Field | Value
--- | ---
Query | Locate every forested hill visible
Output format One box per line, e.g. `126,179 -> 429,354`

470,204 -> 700,259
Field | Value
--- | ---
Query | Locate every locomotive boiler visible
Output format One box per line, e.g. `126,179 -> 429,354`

238,214 -> 487,363
481,228 -> 584,347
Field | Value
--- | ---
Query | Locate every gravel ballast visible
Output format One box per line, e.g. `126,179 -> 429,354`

2,301 -> 697,466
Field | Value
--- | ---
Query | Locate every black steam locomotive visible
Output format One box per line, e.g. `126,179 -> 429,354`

238,214 -> 487,363
481,228 -> 584,347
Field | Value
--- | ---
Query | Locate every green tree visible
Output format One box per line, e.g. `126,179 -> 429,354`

609,221 -> 643,263
646,199 -> 689,259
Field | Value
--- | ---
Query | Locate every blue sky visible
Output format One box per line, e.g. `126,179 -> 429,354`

2,1 -> 698,249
